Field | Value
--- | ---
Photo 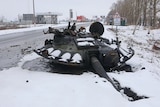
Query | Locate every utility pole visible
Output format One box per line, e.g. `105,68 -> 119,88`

69,9 -> 73,22
33,0 -> 36,26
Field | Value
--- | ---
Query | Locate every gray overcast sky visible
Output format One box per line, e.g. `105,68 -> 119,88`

0,0 -> 117,21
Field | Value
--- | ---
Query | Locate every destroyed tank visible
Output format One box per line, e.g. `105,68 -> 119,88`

33,22 -> 151,101
34,23 -> 151,101
34,22 -> 134,72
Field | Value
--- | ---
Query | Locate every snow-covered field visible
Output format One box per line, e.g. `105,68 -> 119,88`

0,24 -> 160,107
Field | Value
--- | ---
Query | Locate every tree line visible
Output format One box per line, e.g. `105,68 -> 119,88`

107,0 -> 160,28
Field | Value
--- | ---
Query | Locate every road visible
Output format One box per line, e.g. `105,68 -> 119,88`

0,23 -> 91,70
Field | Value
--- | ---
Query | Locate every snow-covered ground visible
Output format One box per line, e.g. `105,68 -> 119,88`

0,24 -> 160,107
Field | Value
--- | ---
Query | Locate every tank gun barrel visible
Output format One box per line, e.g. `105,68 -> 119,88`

91,56 -> 147,101
91,56 -> 120,90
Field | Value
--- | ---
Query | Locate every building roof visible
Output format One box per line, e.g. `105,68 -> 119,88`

37,12 -> 62,16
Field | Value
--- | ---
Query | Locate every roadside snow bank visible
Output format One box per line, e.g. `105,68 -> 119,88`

0,24 -> 67,36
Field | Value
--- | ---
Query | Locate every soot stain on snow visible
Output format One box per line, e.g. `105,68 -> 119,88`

21,46 -> 32,55
50,65 -> 86,75
10,45 -> 20,47
26,80 -> 29,83
22,57 -> 85,75
22,57 -> 52,72
112,78 -> 149,101
123,87 -> 149,101
141,67 -> 146,70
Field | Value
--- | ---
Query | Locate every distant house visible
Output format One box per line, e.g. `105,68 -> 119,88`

76,16 -> 87,22
37,12 -> 61,24
19,12 -> 61,24
18,14 -> 34,24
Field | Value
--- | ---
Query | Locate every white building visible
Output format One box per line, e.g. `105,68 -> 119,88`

19,12 -> 61,24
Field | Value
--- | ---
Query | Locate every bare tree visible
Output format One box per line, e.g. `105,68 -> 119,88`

107,0 -> 160,27
152,0 -> 160,28
142,0 -> 148,26
133,0 -> 144,34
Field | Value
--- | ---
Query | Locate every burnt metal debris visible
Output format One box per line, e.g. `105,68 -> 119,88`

34,22 -> 148,101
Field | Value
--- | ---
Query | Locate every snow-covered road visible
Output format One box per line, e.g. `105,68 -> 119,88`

0,28 -> 52,70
